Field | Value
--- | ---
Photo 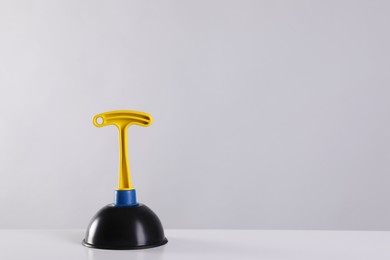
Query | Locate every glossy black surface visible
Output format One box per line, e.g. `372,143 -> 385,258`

83,204 -> 168,250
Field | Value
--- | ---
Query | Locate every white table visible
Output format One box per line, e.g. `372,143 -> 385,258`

0,229 -> 389,259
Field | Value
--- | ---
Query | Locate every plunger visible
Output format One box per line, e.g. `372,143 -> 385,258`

82,110 -> 168,250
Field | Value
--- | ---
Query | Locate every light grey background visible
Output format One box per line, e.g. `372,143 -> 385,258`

1,0 -> 390,230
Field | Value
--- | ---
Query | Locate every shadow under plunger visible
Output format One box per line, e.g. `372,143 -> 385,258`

83,110 -> 168,250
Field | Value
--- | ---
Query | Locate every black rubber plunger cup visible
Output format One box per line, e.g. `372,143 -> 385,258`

83,110 -> 168,250
83,203 -> 167,249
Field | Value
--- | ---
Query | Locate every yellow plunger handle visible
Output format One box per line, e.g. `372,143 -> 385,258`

93,110 -> 153,190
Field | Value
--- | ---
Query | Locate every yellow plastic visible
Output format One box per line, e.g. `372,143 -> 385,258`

93,110 -> 153,190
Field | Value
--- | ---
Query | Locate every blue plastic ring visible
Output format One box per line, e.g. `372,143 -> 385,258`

115,189 -> 138,207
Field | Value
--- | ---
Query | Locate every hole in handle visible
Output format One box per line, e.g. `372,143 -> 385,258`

96,116 -> 104,125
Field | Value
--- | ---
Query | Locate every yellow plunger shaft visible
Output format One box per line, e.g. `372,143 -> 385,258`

93,110 -> 153,190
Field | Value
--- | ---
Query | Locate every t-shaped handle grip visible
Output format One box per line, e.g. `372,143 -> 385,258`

93,110 -> 153,191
